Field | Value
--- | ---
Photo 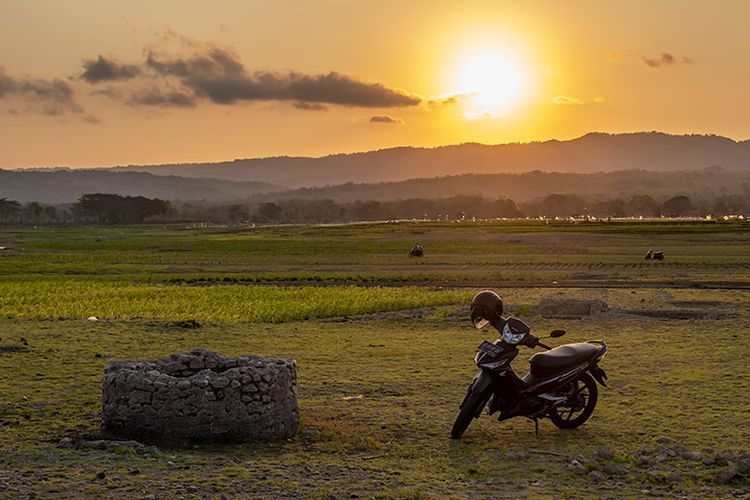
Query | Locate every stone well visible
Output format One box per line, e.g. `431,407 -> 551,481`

102,349 -> 299,441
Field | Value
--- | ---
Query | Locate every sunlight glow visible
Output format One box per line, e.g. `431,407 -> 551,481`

452,50 -> 528,119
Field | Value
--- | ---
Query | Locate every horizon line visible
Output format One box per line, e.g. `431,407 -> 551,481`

3,130 -> 748,171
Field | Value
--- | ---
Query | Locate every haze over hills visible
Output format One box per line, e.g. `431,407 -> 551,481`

0,169 -> 280,204
4,132 -> 750,205
109,132 -> 750,188
259,167 -> 750,204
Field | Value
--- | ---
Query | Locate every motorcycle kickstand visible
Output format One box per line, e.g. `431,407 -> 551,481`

528,417 -> 539,436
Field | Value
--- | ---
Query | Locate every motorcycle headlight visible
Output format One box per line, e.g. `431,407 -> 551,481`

502,323 -> 526,345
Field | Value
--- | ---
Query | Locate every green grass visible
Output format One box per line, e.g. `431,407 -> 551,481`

2,221 -> 750,287
1,222 -> 749,497
0,281 -> 468,322
0,289 -> 748,497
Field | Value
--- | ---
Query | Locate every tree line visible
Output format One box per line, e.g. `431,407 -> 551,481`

0,192 -> 748,225
0,194 -> 169,224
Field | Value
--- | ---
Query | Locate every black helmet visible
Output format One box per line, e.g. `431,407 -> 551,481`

470,290 -> 504,329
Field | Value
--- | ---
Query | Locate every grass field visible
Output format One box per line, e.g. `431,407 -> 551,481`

1,221 -> 749,497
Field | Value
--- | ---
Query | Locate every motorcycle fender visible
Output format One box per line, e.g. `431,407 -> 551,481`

471,370 -> 494,396
589,365 -> 608,387
459,371 -> 493,409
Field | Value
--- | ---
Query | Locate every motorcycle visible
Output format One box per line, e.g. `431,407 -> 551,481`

451,315 -> 608,439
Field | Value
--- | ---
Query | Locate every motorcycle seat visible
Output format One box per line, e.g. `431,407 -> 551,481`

528,342 -> 599,379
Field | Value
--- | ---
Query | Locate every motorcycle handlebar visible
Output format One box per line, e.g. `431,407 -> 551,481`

536,341 -> 552,350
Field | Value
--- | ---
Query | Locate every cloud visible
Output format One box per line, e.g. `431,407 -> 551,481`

552,95 -> 584,106
144,47 -> 421,107
293,101 -> 327,111
0,66 -> 88,117
81,55 -> 141,83
425,92 -> 467,107
642,53 -> 693,68
126,87 -> 196,108
610,51 -> 693,68
369,115 -> 404,125
90,87 -> 123,99
10,34 -> 427,119
145,47 -> 244,79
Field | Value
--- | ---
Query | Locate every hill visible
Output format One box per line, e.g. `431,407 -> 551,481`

263,166 -> 750,203
111,132 -> 750,187
0,169 -> 280,204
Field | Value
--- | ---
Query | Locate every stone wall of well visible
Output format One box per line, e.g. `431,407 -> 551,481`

102,349 -> 299,441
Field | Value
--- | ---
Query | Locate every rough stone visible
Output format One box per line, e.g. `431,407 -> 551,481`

567,459 -> 587,475
716,464 -> 739,485
534,298 -> 608,319
102,349 -> 300,442
588,470 -> 605,481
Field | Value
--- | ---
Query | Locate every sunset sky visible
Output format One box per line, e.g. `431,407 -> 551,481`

1,0 -> 749,168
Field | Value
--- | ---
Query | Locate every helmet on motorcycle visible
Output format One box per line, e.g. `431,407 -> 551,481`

470,290 -> 504,329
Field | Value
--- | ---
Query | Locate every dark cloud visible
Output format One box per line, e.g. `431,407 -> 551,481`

14,38 -> 423,119
0,66 -> 84,116
641,53 -> 693,68
81,55 -> 141,83
145,48 -> 421,107
369,115 -> 404,124
146,47 -> 244,79
293,101 -> 327,111
126,87 -> 196,108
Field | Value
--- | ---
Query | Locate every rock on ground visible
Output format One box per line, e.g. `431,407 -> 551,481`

534,298 -> 608,319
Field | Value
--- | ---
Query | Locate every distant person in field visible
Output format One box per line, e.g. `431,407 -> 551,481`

409,243 -> 424,258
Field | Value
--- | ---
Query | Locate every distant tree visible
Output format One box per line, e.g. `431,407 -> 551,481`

626,195 -> 660,217
350,200 -> 383,221
42,206 -> 58,224
491,198 -> 522,218
74,193 -> 169,224
592,198 -> 626,217
710,195 -> 748,216
23,202 -> 44,224
255,202 -> 282,222
661,195 -> 694,217
226,204 -> 250,222
0,198 -> 21,223
535,194 -> 587,217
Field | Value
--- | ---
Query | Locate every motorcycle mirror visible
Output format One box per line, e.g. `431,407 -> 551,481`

550,329 -> 566,338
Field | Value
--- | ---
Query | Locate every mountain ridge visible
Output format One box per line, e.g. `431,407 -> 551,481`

0,169 -> 280,204
258,166 -> 750,203
106,131 -> 750,187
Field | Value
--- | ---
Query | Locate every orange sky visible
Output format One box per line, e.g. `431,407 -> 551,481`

1,0 -> 749,167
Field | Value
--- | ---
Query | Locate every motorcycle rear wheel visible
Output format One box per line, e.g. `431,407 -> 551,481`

549,373 -> 598,429
451,390 -> 490,439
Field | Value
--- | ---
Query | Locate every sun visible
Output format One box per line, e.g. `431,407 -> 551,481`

453,50 -> 527,118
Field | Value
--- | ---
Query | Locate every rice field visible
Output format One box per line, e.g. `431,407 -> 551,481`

0,281 -> 468,322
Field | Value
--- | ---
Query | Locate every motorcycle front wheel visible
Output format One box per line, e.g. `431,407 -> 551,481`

549,372 -> 598,429
451,390 -> 490,439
